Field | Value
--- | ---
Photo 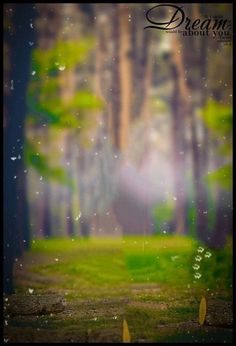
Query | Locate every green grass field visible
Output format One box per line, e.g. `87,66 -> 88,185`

5,235 -> 233,343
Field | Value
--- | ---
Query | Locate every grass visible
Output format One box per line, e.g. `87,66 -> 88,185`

7,235 -> 233,342
157,329 -> 233,343
13,235 -> 233,304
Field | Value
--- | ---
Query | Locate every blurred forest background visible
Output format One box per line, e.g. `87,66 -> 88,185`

4,3 -> 232,294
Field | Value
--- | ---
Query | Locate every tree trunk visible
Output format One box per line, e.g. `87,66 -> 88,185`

170,36 -> 188,235
110,4 -> 121,150
15,168 -> 30,256
80,217 -> 90,238
132,5 -> 152,121
65,133 -> 75,237
190,113 -> 208,242
209,189 -> 232,248
118,4 -> 132,152
42,182 -> 52,238
184,4 -> 209,243
4,4 -> 35,293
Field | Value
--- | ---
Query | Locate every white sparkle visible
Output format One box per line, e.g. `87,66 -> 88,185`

75,212 -> 81,221
58,65 -> 66,71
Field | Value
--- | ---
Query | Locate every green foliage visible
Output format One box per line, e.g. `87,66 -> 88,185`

25,140 -> 74,187
200,100 -> 232,191
69,91 -> 103,111
27,39 -> 103,129
152,201 -> 174,233
27,89 -> 103,128
200,99 -> 232,136
206,164 -> 232,190
26,37 -> 103,183
31,39 -> 94,75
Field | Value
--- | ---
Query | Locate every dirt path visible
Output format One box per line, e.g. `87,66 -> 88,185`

4,289 -> 233,343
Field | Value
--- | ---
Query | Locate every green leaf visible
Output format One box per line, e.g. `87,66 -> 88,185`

31,38 -> 94,74
69,91 -> 103,111
206,164 -> 232,190
25,140 -> 74,187
199,99 -> 232,137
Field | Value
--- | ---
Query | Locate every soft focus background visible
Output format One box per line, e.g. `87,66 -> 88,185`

3,3 -> 232,343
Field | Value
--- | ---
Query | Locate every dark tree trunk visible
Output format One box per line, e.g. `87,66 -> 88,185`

77,146 -> 91,238
4,4 -> 35,293
133,6 -> 152,120
15,168 -> 30,256
110,4 -> 121,150
65,134 -> 75,237
4,110 -> 17,293
170,64 -> 188,234
209,190 -> 232,249
40,128 -> 53,238
190,113 -> 209,243
199,35 -> 209,173
42,182 -> 52,238
184,4 -> 209,244
80,218 -> 90,238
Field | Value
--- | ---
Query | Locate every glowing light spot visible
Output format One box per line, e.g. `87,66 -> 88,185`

197,246 -> 204,253
205,252 -> 212,258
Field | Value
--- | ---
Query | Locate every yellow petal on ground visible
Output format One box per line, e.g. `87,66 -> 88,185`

123,319 -> 131,343
199,296 -> 207,326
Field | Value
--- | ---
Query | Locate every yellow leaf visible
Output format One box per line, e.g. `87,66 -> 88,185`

199,296 -> 207,326
123,319 -> 131,343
